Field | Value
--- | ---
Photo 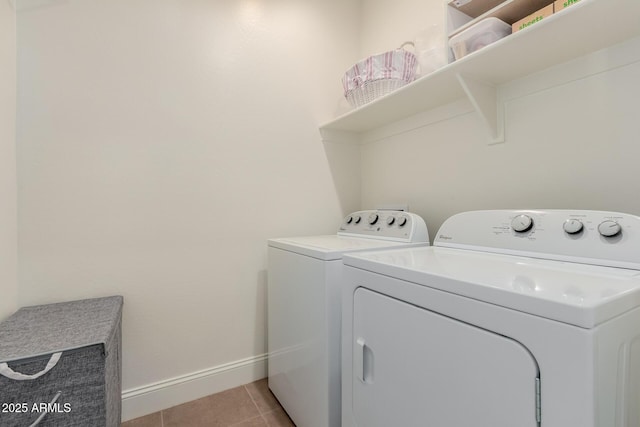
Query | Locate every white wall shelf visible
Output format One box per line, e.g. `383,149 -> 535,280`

319,0 -> 640,144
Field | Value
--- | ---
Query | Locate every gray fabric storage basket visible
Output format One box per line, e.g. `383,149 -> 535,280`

0,296 -> 123,427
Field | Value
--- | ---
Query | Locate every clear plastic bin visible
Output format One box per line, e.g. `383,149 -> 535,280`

449,17 -> 512,60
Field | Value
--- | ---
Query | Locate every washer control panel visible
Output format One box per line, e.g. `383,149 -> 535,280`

435,210 -> 640,270
338,210 -> 429,243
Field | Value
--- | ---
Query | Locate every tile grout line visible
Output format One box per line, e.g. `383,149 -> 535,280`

244,384 -> 271,426
243,384 -> 272,427
160,410 -> 164,427
261,410 -> 274,427
244,384 -> 261,413
228,414 -> 269,427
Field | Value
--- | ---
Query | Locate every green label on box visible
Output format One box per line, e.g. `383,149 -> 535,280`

519,15 -> 547,31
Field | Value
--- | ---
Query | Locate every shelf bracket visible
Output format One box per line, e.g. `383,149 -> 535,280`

456,73 -> 504,144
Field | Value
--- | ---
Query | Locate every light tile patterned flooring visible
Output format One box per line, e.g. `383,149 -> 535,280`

121,379 -> 295,427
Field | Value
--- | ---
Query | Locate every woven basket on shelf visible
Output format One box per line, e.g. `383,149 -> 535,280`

345,78 -> 409,108
342,43 -> 417,108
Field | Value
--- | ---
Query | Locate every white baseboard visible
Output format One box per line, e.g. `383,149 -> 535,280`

121,353 -> 268,422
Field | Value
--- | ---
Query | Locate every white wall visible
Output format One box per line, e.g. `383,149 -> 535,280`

360,30 -> 640,236
0,0 -> 17,321
359,0 -> 445,57
17,0 -> 360,418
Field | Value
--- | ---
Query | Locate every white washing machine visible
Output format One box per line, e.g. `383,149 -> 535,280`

341,209 -> 640,427
268,210 -> 429,427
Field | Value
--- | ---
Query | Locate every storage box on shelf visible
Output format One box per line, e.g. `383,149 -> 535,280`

449,0 -> 559,57
447,0 -> 555,40
554,0 -> 582,11
449,17 -> 512,60
512,3 -> 554,33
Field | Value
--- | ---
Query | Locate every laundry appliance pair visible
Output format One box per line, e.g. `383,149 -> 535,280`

270,209 -> 640,427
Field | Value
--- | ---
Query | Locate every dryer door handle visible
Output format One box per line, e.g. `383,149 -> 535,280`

355,338 -> 374,384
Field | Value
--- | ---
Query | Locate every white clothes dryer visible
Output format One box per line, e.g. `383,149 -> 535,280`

268,210 -> 429,427
341,209 -> 640,427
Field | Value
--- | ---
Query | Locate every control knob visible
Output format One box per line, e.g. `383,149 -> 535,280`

511,214 -> 534,233
598,220 -> 621,237
563,219 -> 584,235
345,215 -> 353,224
368,213 -> 379,225
397,216 -> 408,227
352,215 -> 361,224
386,216 -> 395,226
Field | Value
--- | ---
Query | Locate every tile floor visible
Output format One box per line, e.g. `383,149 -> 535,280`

121,379 -> 295,427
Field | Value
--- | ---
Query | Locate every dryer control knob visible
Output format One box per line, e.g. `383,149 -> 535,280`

511,214 -> 534,233
345,215 -> 353,224
563,219 -> 584,235
368,213 -> 379,225
353,215 -> 361,224
386,216 -> 395,226
598,220 -> 622,237
397,216 -> 408,227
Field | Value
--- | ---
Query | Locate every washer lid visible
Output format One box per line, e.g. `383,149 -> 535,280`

268,235 -> 424,261
343,246 -> 640,328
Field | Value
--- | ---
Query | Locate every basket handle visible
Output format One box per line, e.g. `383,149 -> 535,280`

399,41 -> 415,51
0,352 -> 62,380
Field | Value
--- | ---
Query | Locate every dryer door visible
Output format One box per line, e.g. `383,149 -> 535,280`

352,288 -> 540,427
